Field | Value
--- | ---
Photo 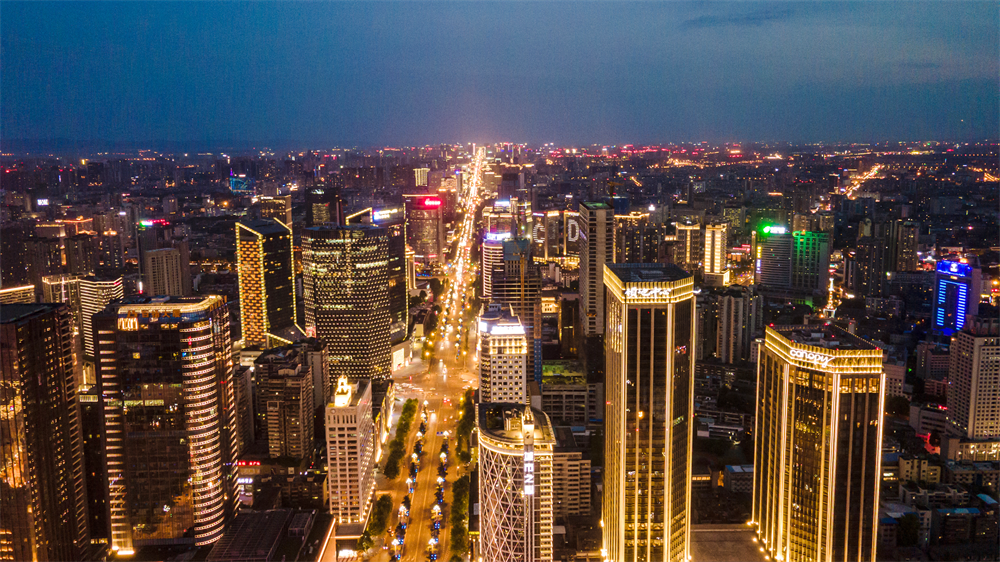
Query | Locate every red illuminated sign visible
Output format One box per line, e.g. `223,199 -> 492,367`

423,198 -> 442,208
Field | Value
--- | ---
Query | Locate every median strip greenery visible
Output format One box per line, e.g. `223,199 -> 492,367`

382,399 -> 419,480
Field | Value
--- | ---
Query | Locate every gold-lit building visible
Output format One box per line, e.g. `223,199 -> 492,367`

753,325 -> 884,562
93,296 -> 239,553
236,218 -> 298,348
602,263 -> 696,562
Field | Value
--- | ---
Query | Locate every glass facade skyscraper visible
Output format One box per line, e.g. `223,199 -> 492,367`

753,325 -> 884,562
236,218 -> 298,347
303,224 -> 392,381
602,263 -> 695,562
93,296 -> 238,553
1,303 -> 91,562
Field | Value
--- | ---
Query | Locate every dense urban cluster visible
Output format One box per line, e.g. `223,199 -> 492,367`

1,140 -> 998,562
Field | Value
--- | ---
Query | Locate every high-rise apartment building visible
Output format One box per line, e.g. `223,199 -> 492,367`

325,377 -> 376,524
259,195 -> 293,226
946,312 -> 1000,440
403,194 -> 445,265
754,227 -> 793,289
478,304 -> 528,403
887,219 -> 919,272
602,263 -> 696,562
0,284 -> 35,304
236,219 -> 298,347
303,224 -> 392,381
65,233 -> 97,276
854,235 -> 886,298
254,346 -> 316,460
673,222 -> 702,273
478,404 -> 555,562
932,258 -> 982,336
490,237 -> 542,383
94,296 -> 238,552
579,202 -> 614,338
716,285 -> 762,364
614,212 -> 659,264
481,233 -> 510,300
414,167 -> 430,188
40,275 -> 124,367
143,247 -> 186,296
703,222 -> 730,287
753,325 -> 884,562
1,304 -> 91,562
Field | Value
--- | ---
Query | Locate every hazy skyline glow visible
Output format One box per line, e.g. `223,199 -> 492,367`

3,1 -> 997,148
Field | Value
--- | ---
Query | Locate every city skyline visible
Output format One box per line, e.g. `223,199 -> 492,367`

3,2 -> 998,148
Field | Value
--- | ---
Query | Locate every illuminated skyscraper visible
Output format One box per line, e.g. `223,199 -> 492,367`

346,205 -> 409,342
325,376 -> 376,524
477,404 -> 555,562
258,195 -> 293,226
673,222 -> 702,273
491,237 -> 542,383
932,257 -> 982,336
579,202 -> 614,338
614,212 -> 659,264
482,233 -> 511,299
403,194 -> 445,265
93,296 -> 238,552
0,284 -> 35,304
1,304 -> 91,562
753,325 -> 884,562
602,263 -> 695,562
236,218 -> 298,348
703,222 -> 730,286
478,305 -> 528,403
946,311 -> 1000,440
303,224 -> 391,380
754,226 -> 792,289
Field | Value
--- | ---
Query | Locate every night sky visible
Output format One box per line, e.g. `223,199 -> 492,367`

2,2 -> 997,147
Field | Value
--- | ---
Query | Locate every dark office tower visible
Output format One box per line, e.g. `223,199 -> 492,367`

855,235 -> 886,298
136,220 -> 191,296
579,202 -> 614,338
1,221 -> 32,287
615,212 -> 659,264
367,206 -> 408,342
65,233 -> 97,276
259,195 -> 293,226
0,304 -> 90,562
716,285 -> 762,364
886,219 -> 919,272
305,186 -> 344,227
753,227 -> 793,290
791,231 -> 831,297
753,325 -> 884,562
602,264 -> 695,562
25,236 -> 64,290
491,238 -> 542,382
302,225 -> 392,381
93,296 -> 238,553
254,347 -> 315,460
95,231 -> 125,277
236,219 -> 299,348
403,194 -> 445,266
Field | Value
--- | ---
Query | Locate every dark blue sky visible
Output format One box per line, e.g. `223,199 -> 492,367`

3,2 -> 997,146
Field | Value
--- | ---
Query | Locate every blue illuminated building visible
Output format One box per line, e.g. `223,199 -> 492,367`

933,258 -> 982,336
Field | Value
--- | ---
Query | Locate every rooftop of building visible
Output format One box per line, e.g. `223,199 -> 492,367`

606,262 -> 691,283
772,324 -> 879,351
329,377 -> 370,409
477,403 -> 555,445
580,201 -> 612,210
237,217 -> 291,235
689,524 -> 766,562
0,302 -> 61,324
